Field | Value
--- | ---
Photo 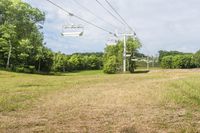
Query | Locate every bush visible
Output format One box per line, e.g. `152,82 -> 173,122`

15,66 -> 36,73
161,56 -> 173,69
28,66 -> 36,73
15,67 -> 24,73
161,54 -> 194,69
103,56 -> 117,74
172,55 -> 193,69
194,50 -> 200,67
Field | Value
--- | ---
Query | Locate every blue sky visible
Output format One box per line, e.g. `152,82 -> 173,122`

24,0 -> 200,55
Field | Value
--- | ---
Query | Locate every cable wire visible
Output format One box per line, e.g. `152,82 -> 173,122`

45,0 -> 116,35
72,0 -> 119,30
95,0 -> 125,26
104,0 -> 134,32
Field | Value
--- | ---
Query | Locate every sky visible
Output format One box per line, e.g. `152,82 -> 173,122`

23,0 -> 200,55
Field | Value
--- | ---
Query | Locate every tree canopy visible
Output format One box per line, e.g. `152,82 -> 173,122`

103,37 -> 141,73
0,0 -> 54,72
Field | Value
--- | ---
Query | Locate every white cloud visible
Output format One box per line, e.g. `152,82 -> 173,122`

24,0 -> 200,55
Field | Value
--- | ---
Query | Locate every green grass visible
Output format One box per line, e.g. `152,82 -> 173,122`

1,69 -> 200,112
1,69 -> 200,132
166,76 -> 200,108
0,70 -> 103,112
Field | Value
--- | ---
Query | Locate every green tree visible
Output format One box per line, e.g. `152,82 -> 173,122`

0,0 -> 54,73
0,23 -> 16,69
103,37 -> 141,73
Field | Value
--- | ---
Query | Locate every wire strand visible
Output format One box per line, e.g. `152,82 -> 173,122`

45,0 -> 115,35
95,0 -> 125,26
104,0 -> 134,32
72,0 -> 119,30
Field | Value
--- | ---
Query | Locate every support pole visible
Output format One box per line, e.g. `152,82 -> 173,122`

147,56 -> 149,71
123,35 -> 126,72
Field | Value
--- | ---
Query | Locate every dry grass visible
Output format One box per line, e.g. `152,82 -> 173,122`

0,69 -> 200,132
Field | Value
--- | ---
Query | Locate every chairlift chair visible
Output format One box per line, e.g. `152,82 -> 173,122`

61,24 -> 84,37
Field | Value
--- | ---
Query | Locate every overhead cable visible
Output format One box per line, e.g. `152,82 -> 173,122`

73,0 -> 119,30
95,0 -> 125,26
104,0 -> 134,32
45,0 -> 116,35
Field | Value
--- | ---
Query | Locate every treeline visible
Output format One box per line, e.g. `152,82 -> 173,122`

159,50 -> 200,69
52,52 -> 103,72
0,0 -> 53,73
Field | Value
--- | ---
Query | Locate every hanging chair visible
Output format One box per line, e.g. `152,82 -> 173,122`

61,24 -> 84,37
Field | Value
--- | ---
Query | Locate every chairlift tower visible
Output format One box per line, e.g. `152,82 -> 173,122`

117,33 -> 136,73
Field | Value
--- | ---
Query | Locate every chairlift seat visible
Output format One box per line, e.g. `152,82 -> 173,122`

61,24 -> 84,37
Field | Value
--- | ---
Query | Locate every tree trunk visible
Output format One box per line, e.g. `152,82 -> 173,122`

6,40 -> 12,69
62,65 -> 65,72
38,59 -> 41,72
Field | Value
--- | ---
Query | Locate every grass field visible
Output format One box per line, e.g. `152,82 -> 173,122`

0,69 -> 200,132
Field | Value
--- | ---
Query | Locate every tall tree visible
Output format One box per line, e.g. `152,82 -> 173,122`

103,37 -> 141,73
0,0 -> 52,72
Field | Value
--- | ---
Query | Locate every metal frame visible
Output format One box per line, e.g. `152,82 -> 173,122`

61,25 -> 84,37
131,57 -> 153,71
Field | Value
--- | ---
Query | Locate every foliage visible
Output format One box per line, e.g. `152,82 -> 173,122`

161,54 -> 195,69
158,50 -> 186,63
193,50 -> 200,67
172,54 -> 194,69
159,50 -> 200,69
103,37 -> 141,74
161,56 -> 173,69
0,0 -> 50,73
52,52 -> 103,72
103,55 -> 117,74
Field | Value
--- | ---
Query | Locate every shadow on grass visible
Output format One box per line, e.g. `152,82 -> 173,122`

18,84 -> 54,88
0,68 -> 103,77
133,70 -> 150,74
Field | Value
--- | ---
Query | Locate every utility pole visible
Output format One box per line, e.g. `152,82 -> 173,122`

120,33 -> 135,73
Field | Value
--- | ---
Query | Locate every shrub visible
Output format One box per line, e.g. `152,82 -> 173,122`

28,66 -> 36,73
172,55 -> 193,69
161,54 -> 194,69
161,56 -> 173,69
24,68 -> 31,73
103,56 -> 117,74
15,67 -> 24,73
15,66 -> 36,73
194,50 -> 200,67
